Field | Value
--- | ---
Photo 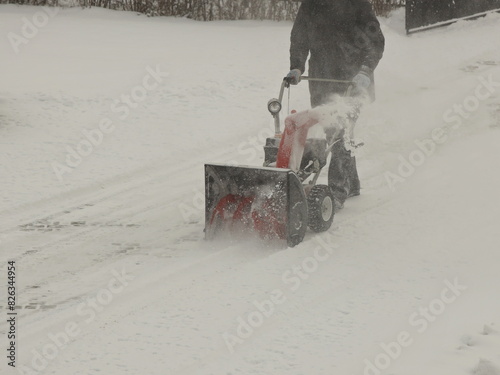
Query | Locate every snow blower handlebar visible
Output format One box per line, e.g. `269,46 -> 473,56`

268,77 -> 353,135
299,76 -> 353,84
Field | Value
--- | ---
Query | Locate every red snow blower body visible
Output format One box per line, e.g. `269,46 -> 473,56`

205,77 -> 352,247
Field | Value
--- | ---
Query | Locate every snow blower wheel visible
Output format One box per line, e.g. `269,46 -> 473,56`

307,185 -> 335,233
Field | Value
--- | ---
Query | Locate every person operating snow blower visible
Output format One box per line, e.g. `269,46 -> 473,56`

203,0 -> 385,247
286,0 -> 385,210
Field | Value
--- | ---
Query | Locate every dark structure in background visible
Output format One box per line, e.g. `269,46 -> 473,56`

406,0 -> 500,34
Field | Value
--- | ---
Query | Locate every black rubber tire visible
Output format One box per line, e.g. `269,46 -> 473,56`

286,173 -> 309,247
307,185 -> 335,233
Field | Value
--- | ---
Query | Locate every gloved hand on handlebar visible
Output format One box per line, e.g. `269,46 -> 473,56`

351,66 -> 371,97
285,69 -> 302,85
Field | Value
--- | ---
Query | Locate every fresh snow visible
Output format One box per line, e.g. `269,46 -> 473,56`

0,5 -> 499,375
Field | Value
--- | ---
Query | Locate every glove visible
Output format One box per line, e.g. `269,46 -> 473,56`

285,69 -> 302,85
351,66 -> 371,97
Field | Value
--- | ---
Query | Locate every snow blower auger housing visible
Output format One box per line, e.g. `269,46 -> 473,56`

205,76 -> 351,247
204,164 -> 308,247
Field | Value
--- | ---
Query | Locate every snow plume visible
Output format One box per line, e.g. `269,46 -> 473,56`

310,94 -> 361,130
282,93 -> 367,156
309,94 -> 366,151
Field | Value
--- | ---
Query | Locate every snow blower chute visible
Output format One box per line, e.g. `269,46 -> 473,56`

205,76 -> 354,247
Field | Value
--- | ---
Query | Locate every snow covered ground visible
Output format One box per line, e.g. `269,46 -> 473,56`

1,5 -> 499,375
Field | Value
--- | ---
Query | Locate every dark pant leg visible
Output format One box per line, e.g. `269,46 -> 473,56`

346,153 -> 360,196
309,80 -> 361,203
328,140 -> 361,204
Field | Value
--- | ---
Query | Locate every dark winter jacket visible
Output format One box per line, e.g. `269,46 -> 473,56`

290,0 -> 385,105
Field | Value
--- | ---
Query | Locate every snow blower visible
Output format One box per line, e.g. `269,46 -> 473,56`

205,76 -> 356,247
